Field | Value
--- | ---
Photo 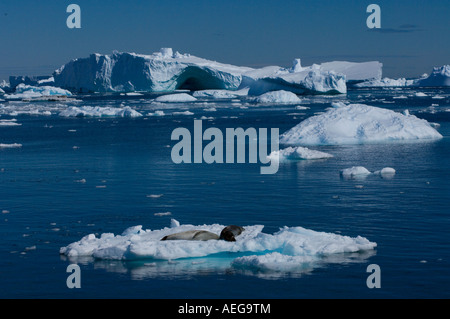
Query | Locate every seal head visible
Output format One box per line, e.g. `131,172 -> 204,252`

219,225 -> 245,242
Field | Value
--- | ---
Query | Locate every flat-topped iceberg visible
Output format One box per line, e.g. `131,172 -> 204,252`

4,84 -> 72,100
60,219 -> 376,264
51,48 -> 384,95
280,103 -> 443,145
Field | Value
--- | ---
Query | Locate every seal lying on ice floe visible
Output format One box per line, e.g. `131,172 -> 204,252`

161,225 -> 244,242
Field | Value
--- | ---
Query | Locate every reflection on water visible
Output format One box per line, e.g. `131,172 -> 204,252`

61,249 -> 376,280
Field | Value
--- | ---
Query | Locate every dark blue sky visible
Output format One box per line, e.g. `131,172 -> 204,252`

0,0 -> 449,81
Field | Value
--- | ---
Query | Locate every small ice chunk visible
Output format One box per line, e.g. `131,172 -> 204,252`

268,146 -> 333,162
0,143 -> 22,148
254,90 -> 301,104
170,219 -> 180,228
340,166 -> 372,178
154,93 -> 197,103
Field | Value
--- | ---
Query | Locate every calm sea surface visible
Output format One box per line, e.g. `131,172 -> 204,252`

1,88 -> 449,298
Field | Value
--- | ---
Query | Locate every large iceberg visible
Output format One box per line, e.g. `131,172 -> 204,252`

280,103 -> 443,145
354,77 -> 417,88
52,48 -> 381,95
53,48 -> 252,93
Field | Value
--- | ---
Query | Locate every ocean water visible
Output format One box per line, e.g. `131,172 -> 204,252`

1,87 -> 449,298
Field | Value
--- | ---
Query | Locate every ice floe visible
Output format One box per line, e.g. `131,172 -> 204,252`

154,93 -> 197,103
267,146 -> 333,162
4,84 -> 72,100
0,143 -> 22,148
59,106 -> 143,118
59,219 -> 377,273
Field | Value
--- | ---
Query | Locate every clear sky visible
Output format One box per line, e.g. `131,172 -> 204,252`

0,0 -> 449,81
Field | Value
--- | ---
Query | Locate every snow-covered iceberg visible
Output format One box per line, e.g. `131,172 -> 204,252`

4,84 -> 72,100
59,106 -> 142,118
280,103 -> 443,145
53,48 -> 358,95
60,219 -> 376,268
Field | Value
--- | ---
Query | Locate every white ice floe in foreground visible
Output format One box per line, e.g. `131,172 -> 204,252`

59,106 -> 142,118
280,103 -> 443,145
51,48 -> 384,95
268,146 -> 333,162
254,90 -> 302,104
4,84 -> 72,100
60,219 -> 376,266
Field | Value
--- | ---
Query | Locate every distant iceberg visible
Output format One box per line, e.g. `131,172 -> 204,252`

280,103 -> 443,145
355,65 -> 450,88
354,77 -> 417,88
53,49 -> 252,93
4,84 -> 72,100
416,65 -> 450,87
254,90 -> 302,104
51,48 -> 384,95
241,62 -> 347,95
